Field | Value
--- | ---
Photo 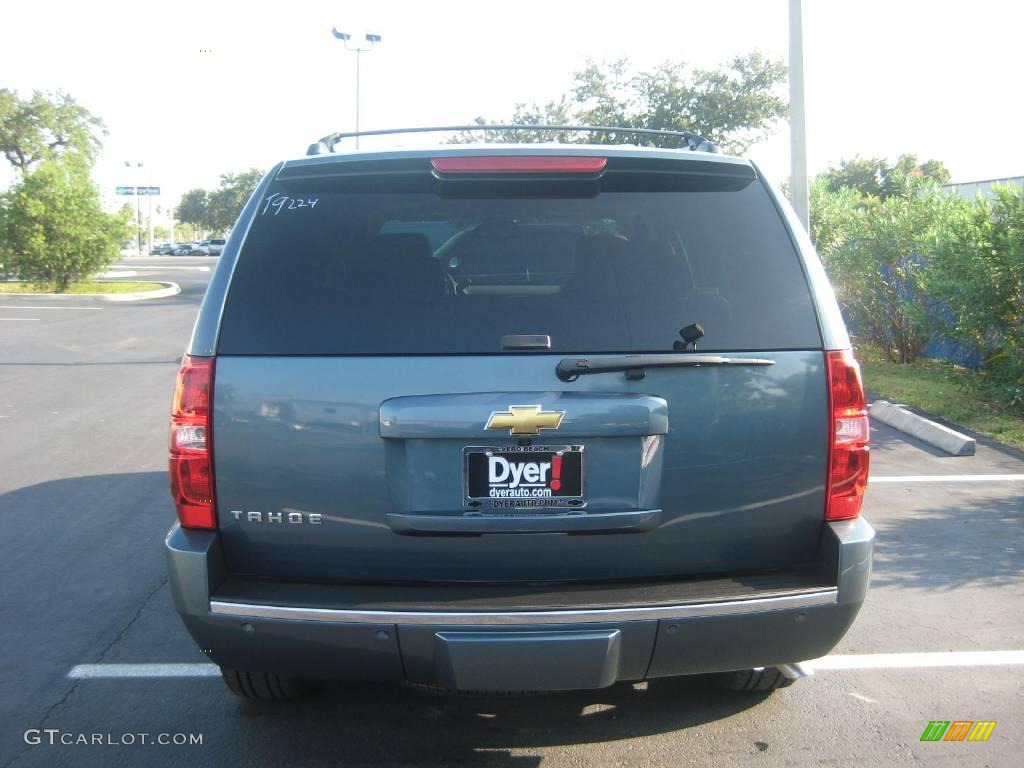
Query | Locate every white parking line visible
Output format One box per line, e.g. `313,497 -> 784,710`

0,317 -> 40,321
121,265 -> 211,272
871,474 -> 1024,483
67,650 -> 1024,679
0,306 -> 103,310
69,664 -> 220,679
809,650 -> 1024,670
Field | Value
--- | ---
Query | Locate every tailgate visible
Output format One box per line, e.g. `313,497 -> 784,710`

213,352 -> 827,582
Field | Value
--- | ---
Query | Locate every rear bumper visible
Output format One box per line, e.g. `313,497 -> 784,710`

166,517 -> 873,690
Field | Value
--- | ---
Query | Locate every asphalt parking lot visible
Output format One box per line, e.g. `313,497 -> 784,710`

0,258 -> 1021,767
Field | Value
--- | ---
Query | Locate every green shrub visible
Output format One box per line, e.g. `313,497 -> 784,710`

1,156 -> 129,292
811,178 -> 966,363
812,178 -> 1023,413
927,184 -> 1024,411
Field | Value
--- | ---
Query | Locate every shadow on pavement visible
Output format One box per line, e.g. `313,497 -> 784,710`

221,676 -> 770,764
870,493 -> 1023,589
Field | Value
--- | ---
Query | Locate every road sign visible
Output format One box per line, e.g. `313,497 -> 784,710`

115,186 -> 160,195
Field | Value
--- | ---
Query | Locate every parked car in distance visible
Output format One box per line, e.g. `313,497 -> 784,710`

169,242 -> 202,256
150,243 -> 176,255
167,126 -> 873,701
199,238 -> 226,256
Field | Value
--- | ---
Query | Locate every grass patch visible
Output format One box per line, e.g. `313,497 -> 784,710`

857,342 -> 1024,451
0,281 -> 164,294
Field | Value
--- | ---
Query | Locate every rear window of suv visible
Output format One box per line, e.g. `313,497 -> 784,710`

217,169 -> 821,355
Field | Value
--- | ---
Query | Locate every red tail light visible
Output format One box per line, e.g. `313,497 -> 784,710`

169,355 -> 216,529
826,349 -> 870,520
431,156 -> 607,174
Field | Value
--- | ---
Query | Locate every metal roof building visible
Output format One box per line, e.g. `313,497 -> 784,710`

943,176 -> 1024,200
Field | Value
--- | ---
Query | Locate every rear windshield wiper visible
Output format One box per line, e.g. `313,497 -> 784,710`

556,354 -> 775,382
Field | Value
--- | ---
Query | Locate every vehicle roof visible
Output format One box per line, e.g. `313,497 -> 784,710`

279,142 -> 752,173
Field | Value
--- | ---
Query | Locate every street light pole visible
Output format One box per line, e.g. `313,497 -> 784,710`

125,161 -> 143,255
146,166 -> 155,254
788,0 -> 809,231
331,29 -> 382,149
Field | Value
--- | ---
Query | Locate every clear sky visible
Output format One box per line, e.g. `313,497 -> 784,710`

2,0 -> 1022,215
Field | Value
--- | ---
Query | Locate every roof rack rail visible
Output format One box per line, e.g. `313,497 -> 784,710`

305,124 -> 720,157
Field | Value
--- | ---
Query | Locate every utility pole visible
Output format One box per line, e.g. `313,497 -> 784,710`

788,0 -> 809,231
147,165 -> 155,253
125,161 -> 143,255
331,29 -> 382,149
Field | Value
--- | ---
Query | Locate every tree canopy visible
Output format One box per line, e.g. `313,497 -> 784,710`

176,189 -> 212,232
176,168 -> 264,235
0,89 -> 106,175
208,169 -> 264,232
452,53 -> 787,153
817,154 -> 951,200
0,90 -> 125,291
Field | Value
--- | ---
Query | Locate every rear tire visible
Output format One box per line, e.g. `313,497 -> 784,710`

220,668 -> 312,700
716,667 -> 797,692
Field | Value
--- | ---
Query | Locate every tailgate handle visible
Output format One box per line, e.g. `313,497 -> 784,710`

501,334 -> 551,351
386,509 -> 661,536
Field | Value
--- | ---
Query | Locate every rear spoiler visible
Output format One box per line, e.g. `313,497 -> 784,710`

276,154 -> 755,194
305,124 -> 722,156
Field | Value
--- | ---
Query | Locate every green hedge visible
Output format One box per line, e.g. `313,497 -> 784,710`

810,179 -> 1023,412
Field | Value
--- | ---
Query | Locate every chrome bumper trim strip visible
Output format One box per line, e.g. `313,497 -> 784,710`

210,588 -> 837,626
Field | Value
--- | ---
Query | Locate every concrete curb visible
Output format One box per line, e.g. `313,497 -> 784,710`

0,281 -> 181,302
870,400 -> 977,456
102,281 -> 181,302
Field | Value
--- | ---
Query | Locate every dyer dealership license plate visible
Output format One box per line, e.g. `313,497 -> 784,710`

464,446 -> 584,509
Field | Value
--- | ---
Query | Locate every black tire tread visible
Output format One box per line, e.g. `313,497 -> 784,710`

717,667 -> 797,692
220,667 -> 309,700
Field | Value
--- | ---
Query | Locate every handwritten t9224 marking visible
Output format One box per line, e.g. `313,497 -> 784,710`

261,193 -> 319,216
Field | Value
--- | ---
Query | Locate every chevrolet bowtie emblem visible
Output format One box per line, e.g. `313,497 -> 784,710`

485,405 -> 565,436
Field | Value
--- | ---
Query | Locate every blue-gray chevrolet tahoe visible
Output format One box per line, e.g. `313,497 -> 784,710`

166,126 -> 873,700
